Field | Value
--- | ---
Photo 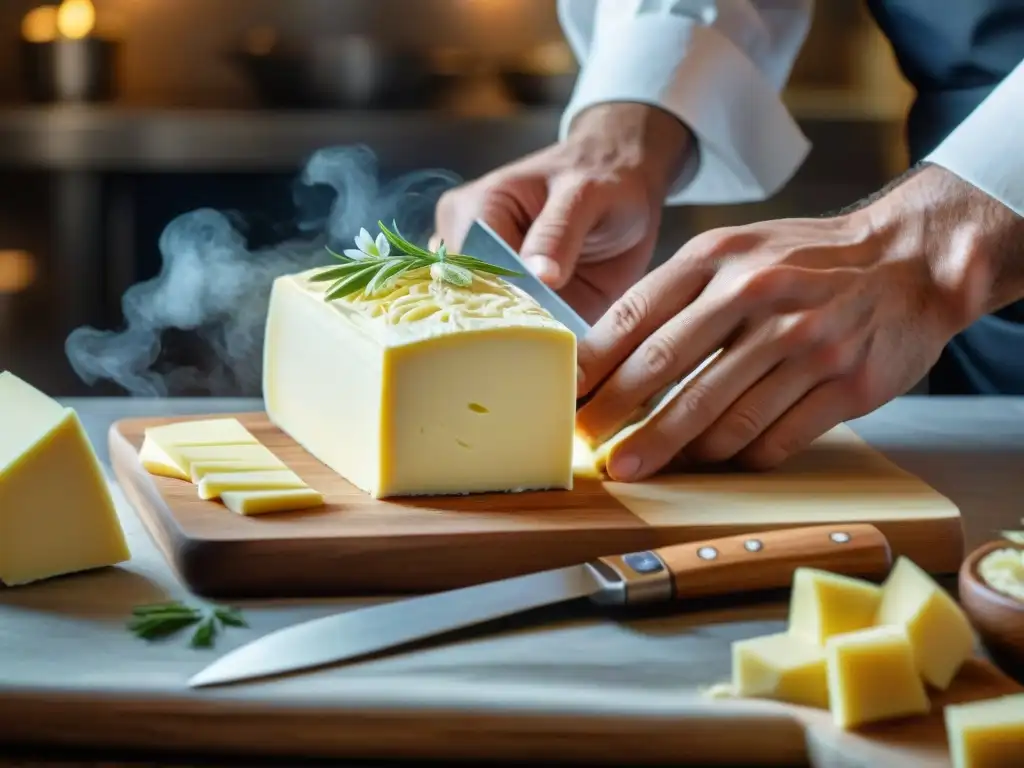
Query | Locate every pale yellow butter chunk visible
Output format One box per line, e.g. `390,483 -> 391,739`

197,469 -> 307,500
731,632 -> 829,709
145,443 -> 283,483
263,268 -> 576,498
787,567 -> 882,646
875,556 -> 976,690
977,547 -> 1024,602
220,488 -> 325,516
945,693 -> 1024,768
825,625 -> 930,730
189,458 -> 288,483
0,371 -> 130,586
140,418 -> 263,480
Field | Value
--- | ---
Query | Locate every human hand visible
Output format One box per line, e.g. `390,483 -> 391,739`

575,164 -> 1010,480
432,103 -> 692,322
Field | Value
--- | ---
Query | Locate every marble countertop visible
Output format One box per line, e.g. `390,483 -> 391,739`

0,395 -> 1021,766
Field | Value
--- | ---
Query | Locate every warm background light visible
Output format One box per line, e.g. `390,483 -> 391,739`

56,0 -> 96,40
21,5 -> 59,43
0,251 -> 38,295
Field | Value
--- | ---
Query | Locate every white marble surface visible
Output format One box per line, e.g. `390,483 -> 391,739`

0,396 -> 1021,764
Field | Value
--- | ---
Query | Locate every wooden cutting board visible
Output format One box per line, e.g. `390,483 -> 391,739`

109,412 -> 965,598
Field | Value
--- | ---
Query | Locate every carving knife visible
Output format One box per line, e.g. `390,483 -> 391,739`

188,523 -> 892,688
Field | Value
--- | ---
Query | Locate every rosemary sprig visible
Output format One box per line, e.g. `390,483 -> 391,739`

127,600 -> 248,648
314,220 -> 524,302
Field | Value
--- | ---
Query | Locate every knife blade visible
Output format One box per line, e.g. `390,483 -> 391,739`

189,523 -> 891,688
462,219 -> 592,339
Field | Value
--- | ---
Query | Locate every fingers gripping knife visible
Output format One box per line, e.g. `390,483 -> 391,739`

189,524 -> 892,688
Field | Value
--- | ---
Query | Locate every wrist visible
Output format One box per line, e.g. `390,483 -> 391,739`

863,164 -> 1024,332
565,102 -> 694,201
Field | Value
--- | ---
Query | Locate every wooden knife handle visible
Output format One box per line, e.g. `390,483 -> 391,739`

593,524 -> 892,604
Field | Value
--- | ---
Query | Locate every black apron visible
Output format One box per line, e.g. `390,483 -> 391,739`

865,0 -> 1024,394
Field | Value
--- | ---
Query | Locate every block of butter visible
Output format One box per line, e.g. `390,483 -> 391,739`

731,631 -> 829,709
0,371 -> 131,586
875,555 -> 976,690
944,693 -> 1024,768
263,267 -> 576,498
788,567 -> 882,646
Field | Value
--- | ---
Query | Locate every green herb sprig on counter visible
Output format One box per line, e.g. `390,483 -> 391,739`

312,220 -> 523,302
128,601 -> 247,649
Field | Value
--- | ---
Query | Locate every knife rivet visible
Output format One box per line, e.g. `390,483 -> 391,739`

697,546 -> 719,560
744,539 -> 763,552
830,532 -> 851,544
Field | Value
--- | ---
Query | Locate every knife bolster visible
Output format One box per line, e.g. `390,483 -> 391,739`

587,553 -> 674,605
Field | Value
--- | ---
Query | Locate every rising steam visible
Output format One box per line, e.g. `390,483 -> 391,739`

65,145 -> 460,396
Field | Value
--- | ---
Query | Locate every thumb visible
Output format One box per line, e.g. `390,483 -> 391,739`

520,178 -> 601,289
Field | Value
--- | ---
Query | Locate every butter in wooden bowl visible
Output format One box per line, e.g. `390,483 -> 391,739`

959,534 -> 1024,679
262,223 -> 577,498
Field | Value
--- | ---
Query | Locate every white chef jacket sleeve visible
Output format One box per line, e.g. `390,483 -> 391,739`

556,0 -> 814,205
924,58 -> 1024,217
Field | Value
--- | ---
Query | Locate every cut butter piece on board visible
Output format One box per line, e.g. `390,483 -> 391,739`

824,624 -> 930,730
197,469 -> 307,500
731,632 -> 829,709
190,458 -> 288,483
0,371 -> 131,586
146,443 -> 284,483
944,693 -> 1024,768
140,417 -> 262,480
875,555 -> 976,690
263,268 -> 576,498
787,567 -> 882,646
221,488 -> 324,516
573,349 -> 722,478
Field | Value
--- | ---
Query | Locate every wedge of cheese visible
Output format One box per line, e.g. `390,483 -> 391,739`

140,417 -> 264,480
945,693 -> 1024,768
197,469 -> 307,500
788,568 -> 882,646
0,371 -> 131,585
221,488 -> 325,516
875,556 -> 976,690
825,625 -> 930,729
263,267 -> 576,498
731,632 -> 829,709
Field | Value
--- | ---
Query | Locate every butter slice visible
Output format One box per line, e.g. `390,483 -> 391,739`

263,268 -> 576,498
190,459 -> 288,483
0,372 -> 131,586
825,625 -> 930,729
221,488 -> 325,516
944,693 -> 1024,768
731,632 -> 829,709
140,417 -> 262,480
875,556 -> 976,690
788,567 -> 882,646
197,469 -> 307,500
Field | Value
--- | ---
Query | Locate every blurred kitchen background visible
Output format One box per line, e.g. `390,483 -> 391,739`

0,0 -> 915,396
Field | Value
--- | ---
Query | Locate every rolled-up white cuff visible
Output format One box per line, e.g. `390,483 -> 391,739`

560,15 -> 811,205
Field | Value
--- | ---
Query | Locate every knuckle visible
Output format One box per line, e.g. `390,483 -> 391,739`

639,336 -> 679,378
813,340 -> 859,376
608,290 -> 650,336
776,311 -> 823,350
735,265 -> 790,304
714,408 -> 766,452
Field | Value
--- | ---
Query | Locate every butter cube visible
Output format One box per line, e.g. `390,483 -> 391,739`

825,625 -> 930,729
732,632 -> 829,709
876,556 -> 976,689
221,488 -> 325,516
945,693 -> 1024,768
788,567 -> 882,646
0,372 -> 131,585
197,469 -> 307,500
263,269 -> 576,498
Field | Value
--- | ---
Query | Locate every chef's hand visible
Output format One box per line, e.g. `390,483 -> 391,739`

576,163 -> 1022,480
431,103 -> 692,323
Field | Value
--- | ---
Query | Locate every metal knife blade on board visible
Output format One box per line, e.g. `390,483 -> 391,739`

189,524 -> 892,688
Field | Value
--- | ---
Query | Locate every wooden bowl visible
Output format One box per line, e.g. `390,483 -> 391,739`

959,540 -> 1024,679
